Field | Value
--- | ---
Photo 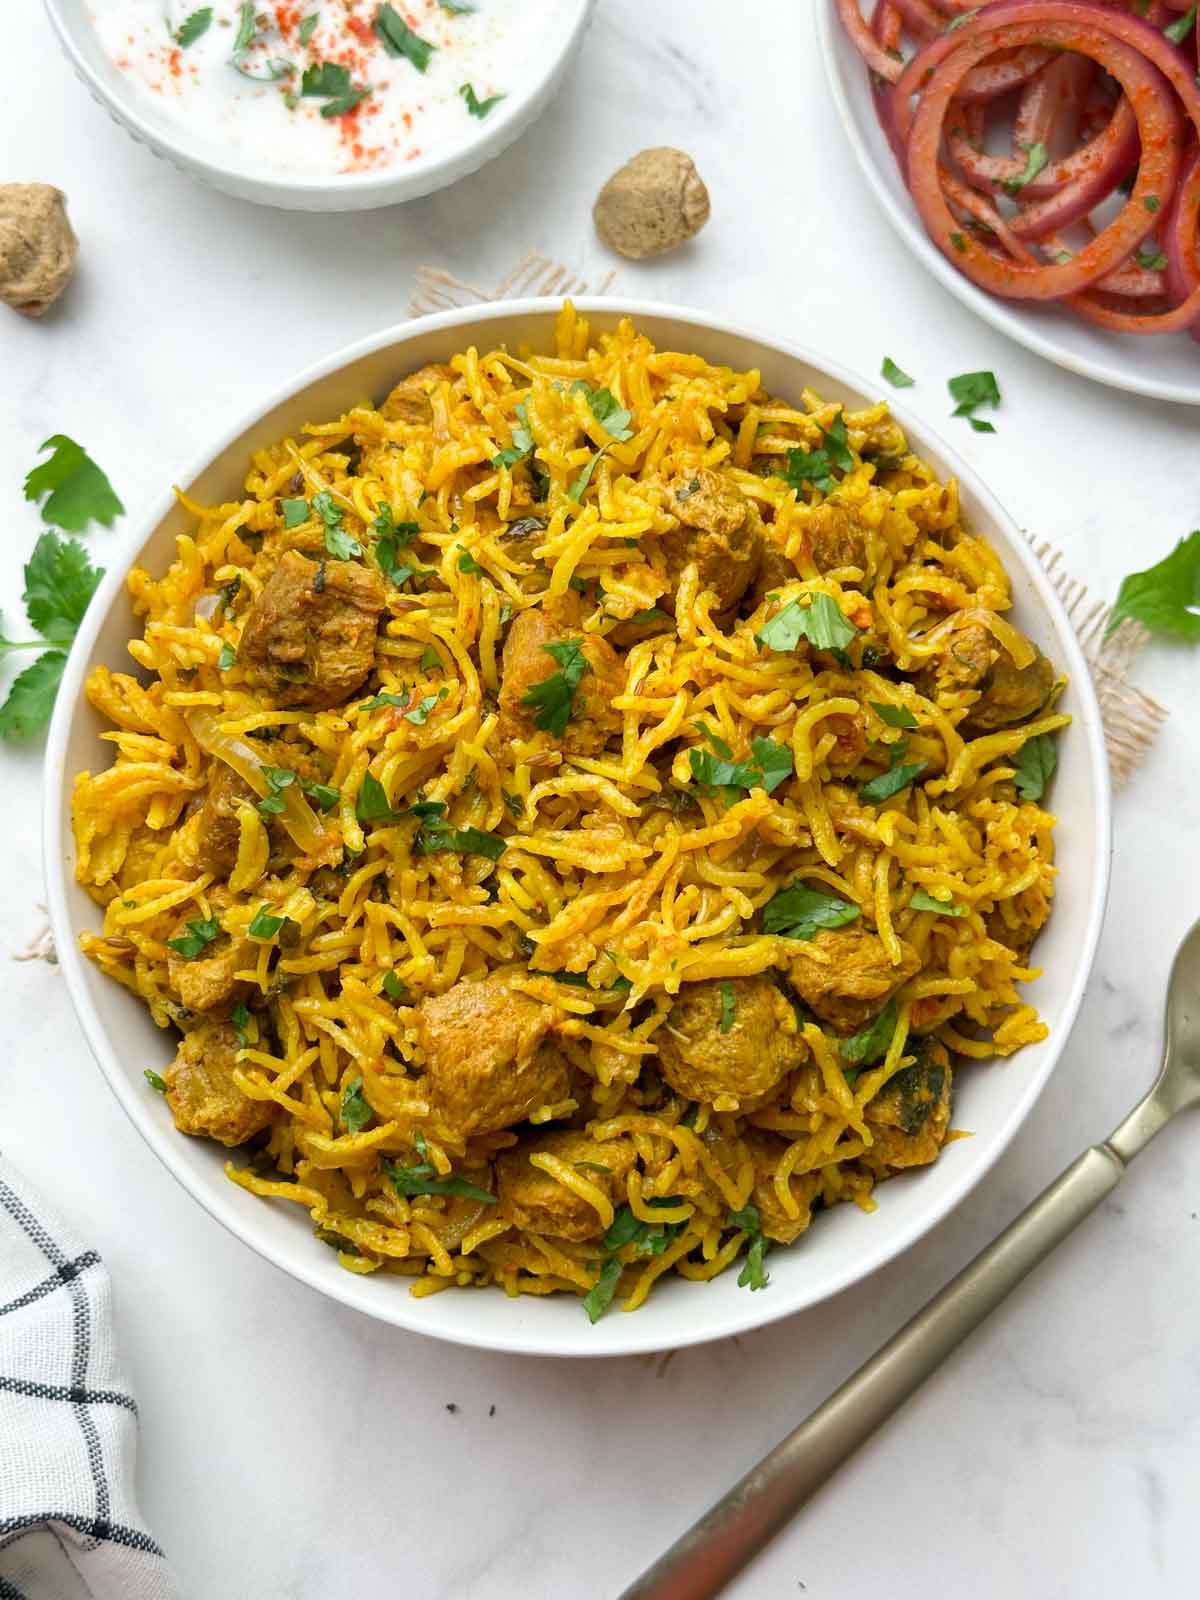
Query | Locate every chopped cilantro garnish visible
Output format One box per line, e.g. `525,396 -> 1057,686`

460,82 -> 505,118
718,980 -> 736,1034
689,735 -> 793,797
491,400 -> 534,470
728,1204 -> 760,1233
950,231 -> 967,252
777,414 -> 854,495
415,818 -> 506,862
404,688 -> 447,725
247,906 -> 289,941
1164,4 -> 1197,43
384,1159 -> 495,1204
166,917 -> 221,959
175,7 -> 213,46
302,779 -> 340,812
737,1232 -> 770,1291
859,741 -> 926,803
1012,732 -> 1058,802
256,763 -> 295,818
312,490 -> 362,559
382,972 -> 407,1002
232,1001 -> 252,1045
340,1075 -> 374,1134
910,888 -> 965,916
24,435 -> 124,533
870,700 -> 918,729
301,60 -> 370,116
583,1257 -> 623,1324
281,497 -> 309,527
762,883 -> 860,941
840,998 -> 899,1066
145,1069 -> 168,1093
948,371 -> 1001,433
572,380 -> 634,441
568,449 -> 608,502
520,637 -> 588,738
756,592 -> 857,654
1145,194 -> 1161,212
375,3 -> 436,69
233,2 -> 256,52
356,771 -> 405,823
420,645 -> 443,671
298,11 -> 319,45
1002,141 -> 1049,196
457,548 -> 483,575
881,356 -> 915,389
1135,245 -> 1168,272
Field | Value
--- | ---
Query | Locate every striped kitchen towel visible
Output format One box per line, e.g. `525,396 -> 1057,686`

0,1160 -> 176,1599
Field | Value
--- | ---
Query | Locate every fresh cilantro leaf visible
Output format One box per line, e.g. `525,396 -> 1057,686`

404,689 -> 447,725
870,700 -> 918,729
1165,3 -> 1197,43
859,752 -> 926,803
356,771 -> 405,823
492,400 -> 534,469
950,231 -> 967,252
778,414 -> 854,495
384,1160 -> 495,1204
298,11 -> 319,45
217,642 -> 237,671
948,370 -> 1001,430
521,637 -> 588,737
583,1256 -> 623,1323
360,692 -> 409,711
233,1 -> 255,50
460,82 -> 504,118
1135,245 -> 1169,272
1108,530 -> 1200,642
22,532 -> 105,643
728,1204 -> 760,1233
910,888 -> 965,916
718,980 -> 736,1034
232,1001 -> 251,1045
1145,194 -> 1161,213
24,436 -> 124,534
301,59 -> 370,115
572,380 -> 634,441
688,736 -> 793,797
0,652 -> 67,740
312,490 -> 362,558
763,883 -> 861,941
756,592 -> 857,653
420,645 -> 443,671
166,917 -> 221,959
374,3 -> 436,70
340,1075 -> 374,1133
1002,141 -> 1049,196
415,820 -> 507,862
881,356 -> 915,388
1012,732 -> 1058,801
302,779 -> 340,812
627,607 -> 667,625
737,1232 -> 770,1291
569,448 -> 607,502
694,720 -> 733,760
457,548 -> 483,575
281,497 -> 309,527
382,972 -> 407,1002
256,764 -> 295,818
144,1068 -> 169,1095
840,998 -> 899,1066
247,906 -> 288,941
175,7 -> 213,46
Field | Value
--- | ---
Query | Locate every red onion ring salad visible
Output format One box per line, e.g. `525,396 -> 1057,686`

835,0 -> 1200,337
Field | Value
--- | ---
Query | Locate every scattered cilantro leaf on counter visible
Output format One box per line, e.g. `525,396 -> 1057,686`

948,370 -> 1001,432
281,497 -> 309,527
460,82 -> 505,118
870,700 -> 918,729
763,883 -> 861,941
1108,529 -> 1200,642
0,653 -> 67,740
0,532 -> 105,741
340,1075 -> 374,1133
312,490 -> 362,559
881,356 -> 915,388
756,592 -> 857,654
521,638 -> 588,737
1012,732 -> 1058,801
840,998 -> 899,1067
145,1069 -> 168,1093
718,980 -> 736,1035
1164,4 -> 1197,44
737,1232 -> 770,1291
175,7 -> 213,46
1002,141 -> 1049,196
374,4 -> 436,70
910,888 -> 966,916
298,11 -> 319,45
166,917 -> 221,959
384,1159 -> 496,1204
24,436 -> 124,533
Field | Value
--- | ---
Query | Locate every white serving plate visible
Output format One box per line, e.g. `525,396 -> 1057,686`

43,0 -> 594,212
43,299 -> 1112,1357
817,0 -> 1200,406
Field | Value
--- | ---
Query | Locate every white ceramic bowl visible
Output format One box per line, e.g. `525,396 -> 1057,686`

43,0 -> 594,212
817,0 -> 1200,406
43,300 -> 1112,1356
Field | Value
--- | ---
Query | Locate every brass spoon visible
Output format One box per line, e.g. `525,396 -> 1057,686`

623,918 -> 1200,1600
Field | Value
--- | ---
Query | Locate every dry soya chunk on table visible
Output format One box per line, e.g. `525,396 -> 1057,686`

914,620 -> 1055,734
786,927 -> 921,1036
164,1021 -> 276,1147
237,549 -> 386,709
497,591 -> 624,754
414,975 -> 569,1140
658,467 -> 763,611
496,1132 -> 638,1241
655,977 -> 805,1108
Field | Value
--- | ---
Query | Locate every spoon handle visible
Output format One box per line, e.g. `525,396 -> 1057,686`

621,1142 -> 1126,1600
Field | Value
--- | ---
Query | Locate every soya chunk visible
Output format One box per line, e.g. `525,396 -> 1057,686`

415,976 -> 567,1140
659,468 -> 763,610
380,363 -> 454,426
656,977 -> 803,1107
862,1039 -> 953,1172
498,592 -> 624,755
804,503 -> 868,576
164,1022 -> 276,1147
166,923 -> 250,1015
741,1129 -> 822,1245
193,764 -> 256,877
915,621 -> 1054,734
496,1131 -> 637,1241
787,927 -> 921,1035
238,550 -> 386,709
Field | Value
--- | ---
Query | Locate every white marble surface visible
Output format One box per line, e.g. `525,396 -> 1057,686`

3,2 -> 1200,1595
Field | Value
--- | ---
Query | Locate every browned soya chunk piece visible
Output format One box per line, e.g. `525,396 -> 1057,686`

193,765 -> 255,877
496,1132 -> 637,1241
915,621 -> 1054,735
164,1022 -> 276,1147
238,550 -> 386,708
659,468 -> 763,611
498,591 -> 624,755
787,927 -> 921,1035
656,977 -> 803,1107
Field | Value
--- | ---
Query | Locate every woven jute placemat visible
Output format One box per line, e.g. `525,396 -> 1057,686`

412,253 -> 1166,788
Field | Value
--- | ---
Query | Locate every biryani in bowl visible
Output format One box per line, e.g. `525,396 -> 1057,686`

71,305 -> 1067,1323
